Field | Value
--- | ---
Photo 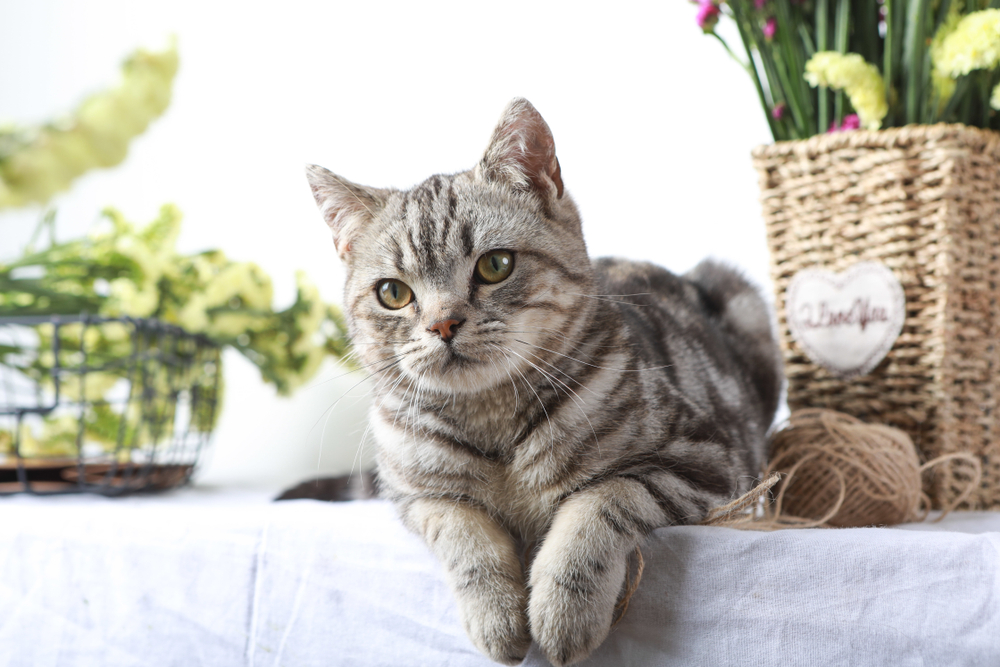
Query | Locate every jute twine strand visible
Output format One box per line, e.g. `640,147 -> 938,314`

703,409 -> 983,529
702,472 -> 784,527
610,547 -> 645,630
752,123 -> 1000,510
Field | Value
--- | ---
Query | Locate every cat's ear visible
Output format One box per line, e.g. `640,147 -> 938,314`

477,98 -> 564,200
305,164 -> 385,260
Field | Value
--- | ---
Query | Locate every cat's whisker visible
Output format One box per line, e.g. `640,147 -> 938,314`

315,371 -> 397,474
565,292 -> 651,307
503,332 -> 603,367
501,345 -> 564,398
513,339 -> 672,373
392,374 -> 415,432
346,340 -> 413,346
504,350 -> 554,450
308,355 -> 404,436
349,370 -> 409,479
486,343 -> 521,412
576,292 -> 650,298
297,349 -> 409,393
505,326 -> 638,351
316,359 -> 400,477
402,372 -> 420,447
491,344 -> 522,411
514,345 -> 599,397
408,371 -> 429,447
500,345 -> 601,455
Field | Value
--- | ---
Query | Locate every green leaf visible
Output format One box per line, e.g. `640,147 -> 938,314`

903,0 -> 931,123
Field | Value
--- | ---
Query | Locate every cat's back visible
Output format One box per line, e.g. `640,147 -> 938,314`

593,256 -> 782,437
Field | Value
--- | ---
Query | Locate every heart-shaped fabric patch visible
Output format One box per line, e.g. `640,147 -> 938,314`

786,262 -> 905,378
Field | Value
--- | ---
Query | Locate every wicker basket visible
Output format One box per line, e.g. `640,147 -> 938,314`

753,124 -> 1000,510
0,315 -> 221,495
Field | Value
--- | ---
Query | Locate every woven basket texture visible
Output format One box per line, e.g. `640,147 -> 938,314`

752,124 -> 1000,510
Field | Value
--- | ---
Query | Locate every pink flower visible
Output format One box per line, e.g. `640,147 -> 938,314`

771,102 -> 787,120
696,1 -> 721,33
754,0 -> 767,9
763,17 -> 777,40
828,114 -> 861,133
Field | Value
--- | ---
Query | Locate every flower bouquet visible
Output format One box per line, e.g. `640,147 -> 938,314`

693,1 -> 1000,509
693,0 -> 1000,139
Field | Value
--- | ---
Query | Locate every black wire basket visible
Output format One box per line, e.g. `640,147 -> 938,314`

0,315 -> 221,495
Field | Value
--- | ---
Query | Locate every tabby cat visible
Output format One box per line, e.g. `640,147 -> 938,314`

305,98 -> 782,666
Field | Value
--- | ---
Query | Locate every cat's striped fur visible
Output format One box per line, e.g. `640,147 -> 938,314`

306,98 -> 782,666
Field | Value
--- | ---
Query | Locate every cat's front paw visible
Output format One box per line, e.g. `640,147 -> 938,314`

457,583 -> 531,665
527,556 -> 625,667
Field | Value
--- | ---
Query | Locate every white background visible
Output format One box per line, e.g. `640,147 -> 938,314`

0,0 -> 773,490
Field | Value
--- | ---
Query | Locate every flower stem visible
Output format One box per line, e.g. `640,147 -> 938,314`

816,0 -> 829,133
729,0 -> 783,140
833,0 -> 851,126
711,32 -> 751,75
903,0 -> 930,123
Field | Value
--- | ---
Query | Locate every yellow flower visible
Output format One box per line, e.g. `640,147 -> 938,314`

100,321 -> 132,344
284,345 -> 326,393
202,262 -> 273,312
0,42 -> 178,209
992,82 -> 1000,110
96,206 -> 183,318
207,311 -> 269,339
177,294 -> 210,332
0,430 -> 12,456
57,371 -> 121,403
137,203 -> 183,257
930,2 -> 964,109
932,70 -> 957,107
804,52 -> 888,130
933,9 -> 1000,77
292,271 -> 325,356
20,416 -> 80,458
105,277 -> 158,317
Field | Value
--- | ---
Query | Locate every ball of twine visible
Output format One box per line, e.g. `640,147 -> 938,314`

763,409 -> 982,528
703,409 -> 983,530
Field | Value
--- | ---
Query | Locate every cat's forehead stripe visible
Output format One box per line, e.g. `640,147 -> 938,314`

418,198 -> 439,271
390,237 -> 405,274
378,175 -> 477,273
439,188 -> 453,246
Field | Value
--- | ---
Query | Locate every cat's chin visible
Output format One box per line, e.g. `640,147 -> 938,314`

404,350 -> 512,395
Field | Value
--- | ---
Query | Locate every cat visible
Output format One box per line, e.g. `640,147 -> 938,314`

305,98 -> 782,666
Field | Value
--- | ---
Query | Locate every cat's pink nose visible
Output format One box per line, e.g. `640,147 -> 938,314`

429,318 -> 464,342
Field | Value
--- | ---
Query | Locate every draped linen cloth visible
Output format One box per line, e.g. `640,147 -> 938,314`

1,489 -> 998,666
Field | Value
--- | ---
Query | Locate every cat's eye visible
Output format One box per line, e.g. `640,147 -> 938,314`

475,250 -> 514,284
376,279 -> 414,309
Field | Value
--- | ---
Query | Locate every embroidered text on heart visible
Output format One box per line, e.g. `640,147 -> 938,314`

797,298 -> 889,332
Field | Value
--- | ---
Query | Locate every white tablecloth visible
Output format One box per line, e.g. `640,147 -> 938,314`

2,488 -> 998,666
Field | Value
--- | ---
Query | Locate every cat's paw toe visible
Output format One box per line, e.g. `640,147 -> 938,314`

527,575 -> 614,666
461,596 -> 531,665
